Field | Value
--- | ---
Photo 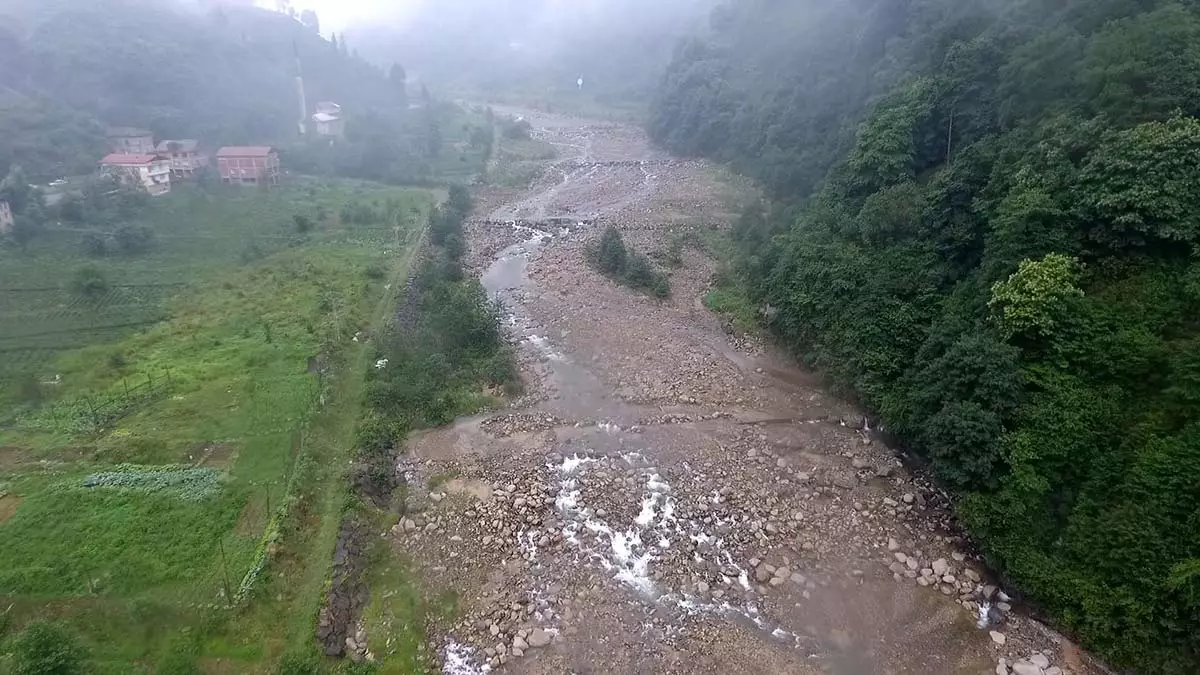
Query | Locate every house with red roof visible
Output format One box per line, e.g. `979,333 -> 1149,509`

99,153 -> 172,196
215,146 -> 280,187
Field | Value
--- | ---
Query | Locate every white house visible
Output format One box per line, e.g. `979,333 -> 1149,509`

313,101 -> 345,138
99,153 -> 172,196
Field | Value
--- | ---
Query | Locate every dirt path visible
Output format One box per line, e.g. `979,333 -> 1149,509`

389,110 -> 1095,675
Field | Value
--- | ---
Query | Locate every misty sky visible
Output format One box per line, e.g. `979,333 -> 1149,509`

264,0 -> 675,34
261,0 -> 419,32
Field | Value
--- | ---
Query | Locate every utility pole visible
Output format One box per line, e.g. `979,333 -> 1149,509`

218,540 -> 233,604
294,40 -> 308,136
946,105 -> 955,166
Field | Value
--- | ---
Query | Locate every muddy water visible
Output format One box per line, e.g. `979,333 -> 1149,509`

471,131 -> 890,675
483,225 -> 629,422
479,135 -> 653,425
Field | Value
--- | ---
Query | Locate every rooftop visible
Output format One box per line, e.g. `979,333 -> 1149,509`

99,153 -> 163,166
215,146 -> 274,158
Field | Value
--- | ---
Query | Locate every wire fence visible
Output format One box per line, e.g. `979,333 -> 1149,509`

16,369 -> 173,435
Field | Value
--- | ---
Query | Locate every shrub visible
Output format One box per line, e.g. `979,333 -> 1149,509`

594,226 -> 628,276
501,118 -> 532,141
12,621 -> 89,675
68,265 -> 110,302
113,224 -> 154,254
81,231 -> 109,257
293,214 -> 314,233
587,227 -> 671,298
16,373 -> 44,406
277,649 -> 324,675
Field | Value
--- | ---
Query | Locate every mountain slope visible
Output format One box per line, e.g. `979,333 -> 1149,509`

651,1 -> 1200,672
0,0 -> 405,179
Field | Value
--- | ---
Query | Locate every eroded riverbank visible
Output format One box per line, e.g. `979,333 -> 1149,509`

387,109 -> 1099,675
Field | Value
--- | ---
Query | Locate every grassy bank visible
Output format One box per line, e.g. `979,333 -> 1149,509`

351,187 -> 518,673
487,134 -> 557,189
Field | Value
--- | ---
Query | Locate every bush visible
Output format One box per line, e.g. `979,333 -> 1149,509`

594,226 -> 628,276
623,252 -> 670,298
156,648 -> 201,675
339,203 -> 380,225
587,226 -> 671,298
501,118 -> 532,141
113,224 -> 154,254
12,621 -> 89,675
293,214 -> 314,233
81,231 -> 109,257
364,188 -> 515,439
68,265 -> 110,302
277,649 -> 324,675
16,373 -> 44,406
446,184 -> 473,217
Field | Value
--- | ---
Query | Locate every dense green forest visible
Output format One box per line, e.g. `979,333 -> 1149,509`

0,0 -> 421,181
651,0 -> 1200,672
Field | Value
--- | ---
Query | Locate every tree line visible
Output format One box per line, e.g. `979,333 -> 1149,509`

360,184 -> 518,452
651,0 -> 1200,672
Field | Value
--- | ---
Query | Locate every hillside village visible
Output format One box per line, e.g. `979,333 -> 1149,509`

0,96 -> 346,227
96,98 -> 342,196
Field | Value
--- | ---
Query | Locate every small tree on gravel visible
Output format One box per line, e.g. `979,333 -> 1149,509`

12,620 -> 89,675
596,226 -> 628,276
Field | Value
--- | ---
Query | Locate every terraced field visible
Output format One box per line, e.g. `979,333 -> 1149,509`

0,180 -> 434,672
0,183 -> 426,394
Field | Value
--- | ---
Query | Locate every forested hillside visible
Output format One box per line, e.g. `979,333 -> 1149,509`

0,0 -> 412,180
652,0 -> 1200,672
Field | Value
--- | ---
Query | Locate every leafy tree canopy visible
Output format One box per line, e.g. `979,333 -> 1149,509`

652,0 -> 1200,671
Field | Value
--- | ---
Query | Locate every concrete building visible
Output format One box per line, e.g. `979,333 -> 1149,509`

99,153 -> 172,196
155,140 -> 208,178
215,146 -> 280,186
0,200 -> 12,235
106,127 -> 156,154
312,101 -> 344,137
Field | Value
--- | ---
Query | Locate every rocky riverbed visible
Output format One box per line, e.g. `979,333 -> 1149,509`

385,109 -> 1101,675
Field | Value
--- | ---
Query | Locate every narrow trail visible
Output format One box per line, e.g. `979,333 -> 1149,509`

388,109 -> 1095,675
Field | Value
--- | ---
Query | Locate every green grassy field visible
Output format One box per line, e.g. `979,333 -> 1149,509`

432,104 -> 494,185
0,181 -> 433,673
0,182 -> 427,399
488,136 -> 557,188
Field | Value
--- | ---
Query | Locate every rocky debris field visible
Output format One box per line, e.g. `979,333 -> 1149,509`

379,109 -> 1101,675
